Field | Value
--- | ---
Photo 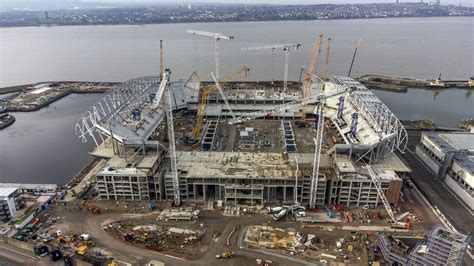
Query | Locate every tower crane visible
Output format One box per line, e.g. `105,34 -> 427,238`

192,66 -> 249,142
309,37 -> 332,209
242,43 -> 301,91
364,165 -> 410,229
186,30 -> 234,81
163,71 -> 180,206
347,38 -> 362,77
301,34 -> 323,121
211,73 -> 236,120
322,38 -> 332,86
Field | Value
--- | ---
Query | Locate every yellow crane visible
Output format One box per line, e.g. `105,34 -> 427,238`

301,34 -> 323,121
321,38 -> 332,89
191,66 -> 250,143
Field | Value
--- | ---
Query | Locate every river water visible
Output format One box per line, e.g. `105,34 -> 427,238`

0,17 -> 473,184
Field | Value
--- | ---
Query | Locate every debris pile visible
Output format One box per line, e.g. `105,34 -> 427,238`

243,225 -> 305,254
104,220 -> 206,258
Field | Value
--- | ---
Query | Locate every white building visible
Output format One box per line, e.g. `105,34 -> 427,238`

416,132 -> 474,211
0,187 -> 20,222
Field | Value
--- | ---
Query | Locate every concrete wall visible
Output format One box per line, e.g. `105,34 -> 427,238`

445,175 -> 474,211
0,235 -> 34,251
415,146 -> 440,174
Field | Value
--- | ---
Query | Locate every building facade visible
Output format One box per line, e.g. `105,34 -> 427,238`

416,132 -> 474,211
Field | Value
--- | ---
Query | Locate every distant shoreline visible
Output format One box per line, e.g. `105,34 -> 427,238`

1,15 -> 472,29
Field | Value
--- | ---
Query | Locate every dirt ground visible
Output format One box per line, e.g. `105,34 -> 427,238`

38,182 -> 441,266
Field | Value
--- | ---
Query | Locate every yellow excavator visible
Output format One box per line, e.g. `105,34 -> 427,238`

216,250 -> 234,259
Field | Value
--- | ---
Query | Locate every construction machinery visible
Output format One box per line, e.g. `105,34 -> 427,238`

325,206 -> 335,219
242,43 -> 301,91
186,30 -> 233,80
82,202 -> 101,214
347,38 -> 362,77
191,66 -> 249,142
365,165 -> 410,229
301,34 -> 323,121
216,251 -> 234,259
309,38 -> 332,209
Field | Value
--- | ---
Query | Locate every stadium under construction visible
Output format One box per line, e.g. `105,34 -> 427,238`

74,33 -> 412,212
75,69 -> 410,209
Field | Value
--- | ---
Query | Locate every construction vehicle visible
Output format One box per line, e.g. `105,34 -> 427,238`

272,209 -> 287,221
216,251 -> 234,259
266,206 -> 283,214
76,245 -> 88,256
82,202 -> 101,214
191,66 -> 249,143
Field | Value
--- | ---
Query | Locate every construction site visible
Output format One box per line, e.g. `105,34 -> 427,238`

4,31 -> 466,265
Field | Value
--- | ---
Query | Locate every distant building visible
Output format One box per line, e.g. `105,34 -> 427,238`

436,0 -> 441,5
379,225 -> 470,265
416,132 -> 474,211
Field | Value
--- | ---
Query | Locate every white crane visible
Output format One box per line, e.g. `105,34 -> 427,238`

309,101 -> 325,209
160,70 -> 180,206
187,30 -> 234,81
242,43 -> 301,91
151,70 -> 169,109
211,72 -> 236,120
364,165 -> 409,228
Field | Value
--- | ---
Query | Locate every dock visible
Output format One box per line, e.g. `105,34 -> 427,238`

357,74 -> 473,92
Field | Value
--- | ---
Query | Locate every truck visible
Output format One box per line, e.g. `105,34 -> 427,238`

272,209 -> 287,221
266,206 -> 283,214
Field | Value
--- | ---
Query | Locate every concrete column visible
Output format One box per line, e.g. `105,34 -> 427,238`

283,186 -> 286,202
193,184 -> 196,200
203,184 -> 206,202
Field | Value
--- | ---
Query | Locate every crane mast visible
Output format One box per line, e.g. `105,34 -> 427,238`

322,38 -> 332,85
164,71 -> 180,206
186,30 -> 233,80
365,165 -> 396,222
309,103 -> 325,209
309,37 -> 331,209
160,40 -> 164,80
347,38 -> 362,77
301,34 -> 323,121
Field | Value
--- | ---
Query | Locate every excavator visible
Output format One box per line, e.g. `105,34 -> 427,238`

82,201 -> 101,214
216,250 -> 234,259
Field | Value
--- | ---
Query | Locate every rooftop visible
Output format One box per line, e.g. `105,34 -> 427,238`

425,132 -> 474,173
0,187 -> 18,198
